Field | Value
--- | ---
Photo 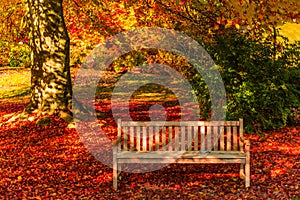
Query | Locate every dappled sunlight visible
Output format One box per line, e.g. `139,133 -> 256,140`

250,127 -> 300,155
270,167 -> 286,178
275,158 -> 295,168
0,69 -> 31,99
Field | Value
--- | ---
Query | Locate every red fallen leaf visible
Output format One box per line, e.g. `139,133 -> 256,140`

291,128 -> 297,133
129,183 -> 136,189
175,184 -> 180,189
17,176 -> 22,182
95,176 -> 102,183
137,177 -> 143,182
144,182 -> 151,188
151,184 -> 159,190
271,167 -> 286,177
160,184 -> 166,189
249,135 -> 259,140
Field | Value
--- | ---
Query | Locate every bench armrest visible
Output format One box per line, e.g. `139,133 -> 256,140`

240,137 -> 246,142
239,137 -> 250,152
244,139 -> 250,152
113,137 -> 122,146
112,139 -> 121,153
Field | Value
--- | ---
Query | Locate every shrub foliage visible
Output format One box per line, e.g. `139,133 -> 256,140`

203,30 -> 300,133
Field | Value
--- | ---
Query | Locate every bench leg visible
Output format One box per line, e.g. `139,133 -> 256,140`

245,140 -> 250,187
239,163 -> 245,179
245,158 -> 250,187
118,164 -> 122,176
113,156 -> 118,190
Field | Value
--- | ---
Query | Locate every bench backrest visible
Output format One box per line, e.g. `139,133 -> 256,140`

116,119 -> 244,152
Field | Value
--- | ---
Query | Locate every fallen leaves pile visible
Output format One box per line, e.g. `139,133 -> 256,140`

0,100 -> 299,199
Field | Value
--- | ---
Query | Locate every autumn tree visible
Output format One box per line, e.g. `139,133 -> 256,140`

24,0 -> 72,120
7,0 -> 297,128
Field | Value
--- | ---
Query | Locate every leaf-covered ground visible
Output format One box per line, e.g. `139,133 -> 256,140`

0,99 -> 299,199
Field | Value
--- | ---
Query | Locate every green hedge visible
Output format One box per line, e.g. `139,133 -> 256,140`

200,30 -> 300,133
0,41 -> 30,68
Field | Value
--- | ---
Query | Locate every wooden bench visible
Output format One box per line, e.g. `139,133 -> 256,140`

113,118 -> 250,189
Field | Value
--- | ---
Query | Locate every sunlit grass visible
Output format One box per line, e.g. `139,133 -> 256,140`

0,69 -> 30,101
134,92 -> 177,102
278,22 -> 300,43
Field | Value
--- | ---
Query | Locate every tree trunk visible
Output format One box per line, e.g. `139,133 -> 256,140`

26,0 -> 72,115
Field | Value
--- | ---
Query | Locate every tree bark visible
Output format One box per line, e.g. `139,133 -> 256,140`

26,0 -> 72,115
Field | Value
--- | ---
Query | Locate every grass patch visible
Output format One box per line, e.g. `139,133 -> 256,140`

0,68 -> 30,100
278,23 -> 300,42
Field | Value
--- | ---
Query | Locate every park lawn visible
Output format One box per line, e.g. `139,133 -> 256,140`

278,23 -> 300,43
0,68 -> 30,102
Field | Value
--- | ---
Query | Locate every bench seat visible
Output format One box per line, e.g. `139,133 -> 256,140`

113,119 -> 250,189
117,151 -> 246,160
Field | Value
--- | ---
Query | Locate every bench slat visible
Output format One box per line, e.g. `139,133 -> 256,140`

226,126 -> 231,151
117,151 -> 246,159
213,126 -> 218,151
162,126 -> 166,151
121,121 -> 240,127
168,126 -> 172,151
200,126 -> 205,152
207,126 -> 211,151
220,126 -> 224,151
233,126 -> 238,151
117,119 -> 122,151
143,126 -> 147,151
175,127 -> 179,151
137,127 -> 141,151
124,126 -> 128,151
130,127 -> 134,151
181,126 -> 185,151
118,158 -> 245,164
194,126 -> 198,151
239,118 -> 244,152
155,126 -> 160,151
187,126 -> 192,151
149,126 -> 153,151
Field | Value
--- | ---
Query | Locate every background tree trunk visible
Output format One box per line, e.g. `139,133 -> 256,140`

26,0 -> 72,115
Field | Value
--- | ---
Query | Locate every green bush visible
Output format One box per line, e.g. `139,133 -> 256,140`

202,30 -> 300,133
0,41 -> 30,68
